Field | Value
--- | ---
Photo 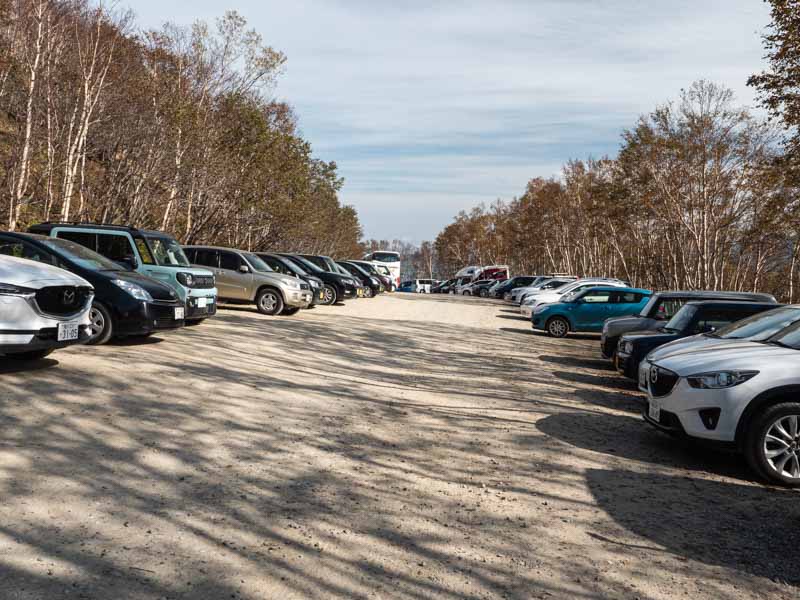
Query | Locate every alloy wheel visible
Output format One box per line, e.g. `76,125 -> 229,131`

322,286 -> 335,305
89,307 -> 105,339
259,293 -> 278,312
548,318 -> 568,338
763,414 -> 800,481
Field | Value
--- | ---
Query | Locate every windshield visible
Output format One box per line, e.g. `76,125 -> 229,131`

290,255 -> 323,273
345,262 -> 369,277
714,306 -> 800,340
372,252 -> 400,263
273,255 -> 306,276
243,252 -> 273,272
334,263 -> 351,276
41,238 -> 123,271
663,305 -> 698,332
145,235 -> 190,267
765,319 -> 800,350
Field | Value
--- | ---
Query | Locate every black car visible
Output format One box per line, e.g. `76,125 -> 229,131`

278,253 -> 359,305
340,261 -> 381,297
258,253 -> 324,306
0,232 -> 185,345
600,290 -> 778,359
431,279 -> 456,294
615,300 -> 779,380
348,260 -> 391,292
472,280 -> 501,298
491,276 -> 537,299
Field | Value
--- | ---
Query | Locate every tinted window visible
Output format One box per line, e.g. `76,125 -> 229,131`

219,251 -> 242,271
261,255 -> 289,274
0,238 -> 58,266
191,249 -> 219,268
665,305 -> 697,332
97,233 -> 136,263
41,238 -> 123,271
612,292 -> 644,304
242,252 -> 272,272
372,252 -> 400,263
581,291 -> 612,303
57,231 -> 97,251
714,307 -> 800,340
692,306 -> 764,335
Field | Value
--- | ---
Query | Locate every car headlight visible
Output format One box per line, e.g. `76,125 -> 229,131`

370,277 -> 379,285
281,277 -> 301,290
176,272 -> 194,287
621,341 -> 633,354
533,304 -> 548,314
0,283 -> 35,298
113,279 -> 153,302
309,279 -> 320,288
687,370 -> 759,389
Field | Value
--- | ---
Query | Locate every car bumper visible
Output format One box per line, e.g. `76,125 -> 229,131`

0,296 -> 92,353
600,333 -> 618,358
342,285 -> 358,299
115,300 -> 186,336
186,294 -> 217,319
643,376 -> 755,443
285,290 -> 314,308
521,305 -> 534,318
615,350 -> 638,380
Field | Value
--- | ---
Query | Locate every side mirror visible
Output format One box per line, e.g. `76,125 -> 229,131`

239,264 -> 250,273
118,256 -> 138,270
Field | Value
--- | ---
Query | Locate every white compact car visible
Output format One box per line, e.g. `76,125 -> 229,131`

642,321 -> 800,487
520,279 -> 627,318
0,255 -> 93,360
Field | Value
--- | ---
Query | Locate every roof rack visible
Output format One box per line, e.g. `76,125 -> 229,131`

32,221 -> 140,232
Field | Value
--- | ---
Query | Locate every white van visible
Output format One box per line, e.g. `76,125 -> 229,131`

414,279 -> 434,293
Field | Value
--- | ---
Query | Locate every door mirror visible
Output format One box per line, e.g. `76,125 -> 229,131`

239,264 -> 250,274
118,256 -> 138,270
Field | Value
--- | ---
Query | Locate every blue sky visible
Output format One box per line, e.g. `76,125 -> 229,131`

131,0 -> 772,243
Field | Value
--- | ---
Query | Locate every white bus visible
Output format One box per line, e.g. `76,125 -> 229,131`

364,250 -> 401,291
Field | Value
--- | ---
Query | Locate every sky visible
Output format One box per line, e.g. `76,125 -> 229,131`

131,0 -> 773,243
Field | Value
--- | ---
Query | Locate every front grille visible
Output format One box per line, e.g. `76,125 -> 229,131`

191,275 -> 215,288
35,286 -> 92,317
649,366 -> 679,397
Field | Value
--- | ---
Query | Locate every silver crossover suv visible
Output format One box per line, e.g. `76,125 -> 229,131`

0,254 -> 93,360
642,316 -> 800,487
184,246 -> 313,315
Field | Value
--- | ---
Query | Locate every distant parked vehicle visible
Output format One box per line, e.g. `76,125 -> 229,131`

363,250 -> 401,290
532,286 -> 652,338
0,254 -> 93,360
432,279 -> 457,293
257,253 -> 324,306
520,278 -> 627,317
279,253 -> 359,304
398,280 -> 415,293
29,223 -> 217,325
601,290 -> 778,359
339,261 -> 381,297
511,276 -> 578,304
493,276 -> 537,299
185,246 -> 312,315
642,323 -> 800,486
461,279 -> 493,296
616,300 -> 778,380
349,260 -> 391,292
474,265 -> 510,281
0,232 -> 185,345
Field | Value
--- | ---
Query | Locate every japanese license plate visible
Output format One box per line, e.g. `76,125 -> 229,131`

196,297 -> 207,309
175,307 -> 185,320
57,322 -> 79,341
639,362 -> 649,390
319,291 -> 324,301
648,398 -> 661,422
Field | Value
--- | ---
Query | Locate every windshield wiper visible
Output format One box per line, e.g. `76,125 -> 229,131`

766,340 -> 795,349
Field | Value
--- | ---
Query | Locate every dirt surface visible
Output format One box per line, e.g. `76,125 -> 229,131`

0,293 -> 797,600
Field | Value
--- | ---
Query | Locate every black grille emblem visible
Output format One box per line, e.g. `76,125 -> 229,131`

62,289 -> 76,306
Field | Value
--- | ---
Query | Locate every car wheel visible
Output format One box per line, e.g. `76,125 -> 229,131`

321,284 -> 338,305
546,317 -> 570,338
282,307 -> 301,316
5,349 -> 53,361
256,288 -> 284,316
364,286 -> 374,298
479,289 -> 489,298
87,302 -> 114,345
746,402 -> 800,487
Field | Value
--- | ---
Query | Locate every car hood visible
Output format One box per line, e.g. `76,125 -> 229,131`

0,255 -> 91,288
604,315 -> 655,336
647,334 -> 731,362
113,270 -> 179,301
654,341 -> 799,375
622,329 -> 681,348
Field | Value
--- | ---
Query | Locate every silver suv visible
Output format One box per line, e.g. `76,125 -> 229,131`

184,246 -> 312,316
642,316 -> 800,486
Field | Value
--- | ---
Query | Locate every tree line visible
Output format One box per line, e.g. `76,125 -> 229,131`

0,1 -> 362,257
434,1 -> 800,301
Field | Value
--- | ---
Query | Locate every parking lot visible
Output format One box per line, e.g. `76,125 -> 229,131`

0,293 -> 796,600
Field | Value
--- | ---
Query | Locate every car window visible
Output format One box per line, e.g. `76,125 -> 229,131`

242,252 -> 272,272
0,238 -> 58,266
97,233 -> 136,263
57,230 -> 97,251
612,292 -> 643,303
692,307 -> 749,334
581,290 -> 612,303
715,307 -> 800,340
133,237 -> 156,265
261,255 -> 287,274
192,248 -> 219,268
219,251 -> 242,271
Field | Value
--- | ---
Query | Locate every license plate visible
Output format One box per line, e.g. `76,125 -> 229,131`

57,322 -> 79,341
319,291 -> 324,300
648,398 -> 661,422
639,362 -> 649,389
196,297 -> 207,309
175,307 -> 185,320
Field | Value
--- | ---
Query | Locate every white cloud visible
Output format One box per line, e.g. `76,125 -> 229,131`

132,0 -> 772,242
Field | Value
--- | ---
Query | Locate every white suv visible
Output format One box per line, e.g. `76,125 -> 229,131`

0,255 -> 93,360
643,320 -> 800,486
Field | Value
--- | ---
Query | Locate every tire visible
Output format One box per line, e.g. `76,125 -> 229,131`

745,402 -> 800,487
256,288 -> 284,316
602,337 -> 618,359
546,316 -> 570,338
479,289 -> 489,298
87,302 -> 114,345
5,349 -> 53,361
282,307 -> 301,316
364,286 -> 374,298
185,319 -> 205,327
321,284 -> 338,305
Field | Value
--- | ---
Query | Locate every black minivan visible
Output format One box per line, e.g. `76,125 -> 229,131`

0,232 -> 185,344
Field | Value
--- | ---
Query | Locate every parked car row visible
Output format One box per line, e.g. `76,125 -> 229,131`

1,222 -> 387,362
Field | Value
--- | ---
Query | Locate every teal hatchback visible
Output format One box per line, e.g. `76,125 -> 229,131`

532,286 -> 652,337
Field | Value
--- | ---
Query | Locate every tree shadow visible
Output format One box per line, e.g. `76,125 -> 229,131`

0,357 -> 59,373
553,369 -> 639,392
538,354 -> 616,371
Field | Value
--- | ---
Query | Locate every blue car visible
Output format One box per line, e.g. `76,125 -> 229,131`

532,286 -> 652,338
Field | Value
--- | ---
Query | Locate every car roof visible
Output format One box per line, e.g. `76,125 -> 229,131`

27,222 -> 181,238
579,286 -> 652,294
184,245 -> 250,253
652,290 -> 777,302
680,300 -> 780,309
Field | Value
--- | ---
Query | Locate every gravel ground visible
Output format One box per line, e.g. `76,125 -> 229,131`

0,293 -> 796,600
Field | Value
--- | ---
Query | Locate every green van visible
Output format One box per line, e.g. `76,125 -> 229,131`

28,223 -> 217,324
